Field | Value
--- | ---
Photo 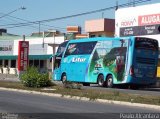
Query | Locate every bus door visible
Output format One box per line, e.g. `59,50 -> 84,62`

53,41 -> 68,81
54,56 -> 62,80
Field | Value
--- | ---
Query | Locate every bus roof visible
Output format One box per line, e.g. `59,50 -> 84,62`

67,36 -> 158,44
68,37 -> 121,43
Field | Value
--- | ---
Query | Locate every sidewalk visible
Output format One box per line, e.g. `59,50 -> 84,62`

0,74 -> 19,82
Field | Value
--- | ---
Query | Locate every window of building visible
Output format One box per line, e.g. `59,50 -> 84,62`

29,60 -> 34,67
34,60 -> 39,67
11,60 -> 16,68
40,60 -> 44,68
90,35 -> 96,38
0,60 -> 2,66
4,60 -> 8,67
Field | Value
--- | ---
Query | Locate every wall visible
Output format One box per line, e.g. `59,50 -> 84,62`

12,36 -> 65,56
85,18 -> 115,37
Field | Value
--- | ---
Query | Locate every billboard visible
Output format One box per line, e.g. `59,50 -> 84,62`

0,40 -> 14,55
18,41 -> 29,71
115,3 -> 160,37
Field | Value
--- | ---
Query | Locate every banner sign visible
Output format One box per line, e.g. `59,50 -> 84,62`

138,13 -> 160,26
120,24 -> 160,37
18,41 -> 29,71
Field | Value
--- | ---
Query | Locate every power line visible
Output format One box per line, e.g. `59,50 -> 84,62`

0,13 -> 66,30
0,6 -> 26,19
1,0 -> 151,29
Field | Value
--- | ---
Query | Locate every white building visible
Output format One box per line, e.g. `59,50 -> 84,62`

0,32 -> 65,75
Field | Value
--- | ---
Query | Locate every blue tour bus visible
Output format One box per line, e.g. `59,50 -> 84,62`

53,37 -> 159,88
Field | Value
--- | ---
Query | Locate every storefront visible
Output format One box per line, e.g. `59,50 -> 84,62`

0,34 -> 65,75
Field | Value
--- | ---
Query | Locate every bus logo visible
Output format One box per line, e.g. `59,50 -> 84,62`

72,57 -> 86,62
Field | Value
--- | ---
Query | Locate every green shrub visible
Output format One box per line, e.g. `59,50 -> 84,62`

21,67 -> 51,88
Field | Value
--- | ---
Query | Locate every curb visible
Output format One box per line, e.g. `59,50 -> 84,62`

0,87 -> 160,111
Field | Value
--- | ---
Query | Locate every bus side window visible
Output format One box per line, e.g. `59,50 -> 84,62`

64,44 -> 77,57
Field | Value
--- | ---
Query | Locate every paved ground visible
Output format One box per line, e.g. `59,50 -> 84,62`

0,90 -> 159,113
0,74 -> 19,82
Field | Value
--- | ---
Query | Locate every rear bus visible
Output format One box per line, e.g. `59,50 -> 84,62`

128,37 -> 159,86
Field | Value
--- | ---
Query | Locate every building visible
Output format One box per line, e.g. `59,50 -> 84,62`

115,3 -> 160,40
85,18 -> 115,37
65,26 -> 88,40
0,31 -> 65,75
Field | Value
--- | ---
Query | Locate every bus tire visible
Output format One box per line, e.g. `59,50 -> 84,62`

106,75 -> 113,88
61,74 -> 67,84
97,74 -> 105,87
83,83 -> 90,86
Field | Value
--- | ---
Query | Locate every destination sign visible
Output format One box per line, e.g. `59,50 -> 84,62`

120,24 -> 160,37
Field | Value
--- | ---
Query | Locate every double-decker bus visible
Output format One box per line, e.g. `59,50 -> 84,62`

53,37 -> 159,88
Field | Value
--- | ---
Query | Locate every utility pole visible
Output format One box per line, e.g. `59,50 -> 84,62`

102,12 -> 104,18
115,1 -> 118,10
133,0 -> 135,7
39,21 -> 41,36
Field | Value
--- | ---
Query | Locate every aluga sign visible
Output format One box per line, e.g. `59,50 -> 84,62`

138,13 -> 160,26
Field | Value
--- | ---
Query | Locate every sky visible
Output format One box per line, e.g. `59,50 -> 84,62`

0,0 -> 159,36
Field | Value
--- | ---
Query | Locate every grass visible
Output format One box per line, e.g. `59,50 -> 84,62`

0,81 -> 160,106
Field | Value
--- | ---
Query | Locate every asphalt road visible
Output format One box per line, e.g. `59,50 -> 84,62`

0,90 -> 159,119
87,85 -> 160,96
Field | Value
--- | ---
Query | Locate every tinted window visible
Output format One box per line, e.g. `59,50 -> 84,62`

57,41 -> 68,55
135,37 -> 158,50
11,60 -> 16,68
65,41 -> 97,55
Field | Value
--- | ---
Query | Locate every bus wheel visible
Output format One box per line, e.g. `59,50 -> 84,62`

61,74 -> 67,84
97,75 -> 104,87
107,75 -> 113,88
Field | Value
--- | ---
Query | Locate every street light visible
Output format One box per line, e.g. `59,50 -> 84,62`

0,6 -> 26,19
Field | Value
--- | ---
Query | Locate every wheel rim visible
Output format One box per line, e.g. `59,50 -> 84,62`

98,75 -> 104,86
98,79 -> 103,86
107,77 -> 112,87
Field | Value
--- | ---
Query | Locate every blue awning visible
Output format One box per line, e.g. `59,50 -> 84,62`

0,55 -> 17,60
0,55 -> 53,60
29,55 -> 53,60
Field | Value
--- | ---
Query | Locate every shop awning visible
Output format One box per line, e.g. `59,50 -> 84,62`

0,55 -> 17,60
29,55 -> 53,60
0,55 -> 53,60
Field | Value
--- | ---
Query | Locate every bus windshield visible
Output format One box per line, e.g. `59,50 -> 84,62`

135,37 -> 158,50
65,41 -> 97,56
56,41 -> 69,56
